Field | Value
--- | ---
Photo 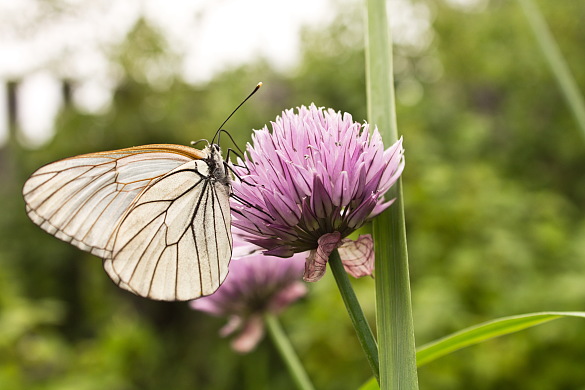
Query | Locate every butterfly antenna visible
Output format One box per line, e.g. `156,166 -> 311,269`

190,138 -> 209,148
211,82 -> 262,145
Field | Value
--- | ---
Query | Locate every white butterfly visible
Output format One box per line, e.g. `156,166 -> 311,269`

22,142 -> 233,301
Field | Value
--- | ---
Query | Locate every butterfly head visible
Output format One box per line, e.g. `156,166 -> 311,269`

210,142 -> 222,155
204,142 -> 223,162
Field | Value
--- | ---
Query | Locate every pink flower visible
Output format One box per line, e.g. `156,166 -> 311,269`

190,238 -> 307,353
231,104 -> 404,281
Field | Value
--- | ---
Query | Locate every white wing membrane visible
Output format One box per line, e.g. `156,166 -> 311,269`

23,150 -> 193,258
23,144 -> 233,301
104,160 -> 232,301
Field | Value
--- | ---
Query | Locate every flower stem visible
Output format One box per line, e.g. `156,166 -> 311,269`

517,0 -> 585,141
365,0 -> 419,389
264,313 -> 315,390
329,249 -> 380,382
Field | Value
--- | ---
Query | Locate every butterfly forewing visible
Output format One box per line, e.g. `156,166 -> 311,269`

23,148 -> 197,257
23,144 -> 232,301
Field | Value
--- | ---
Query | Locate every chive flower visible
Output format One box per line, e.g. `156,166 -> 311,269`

231,104 -> 404,282
190,238 -> 306,353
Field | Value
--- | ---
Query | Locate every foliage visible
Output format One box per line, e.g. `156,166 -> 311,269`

2,0 -> 585,389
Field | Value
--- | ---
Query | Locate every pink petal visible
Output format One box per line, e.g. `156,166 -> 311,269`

231,240 -> 263,259
230,315 -> 265,353
263,245 -> 296,257
219,315 -> 243,337
338,234 -> 375,278
346,194 -> 378,229
332,170 -> 350,207
190,298 -> 226,316
268,281 -> 308,312
310,175 -> 334,219
369,198 -> 396,218
299,196 -> 320,231
303,232 -> 342,282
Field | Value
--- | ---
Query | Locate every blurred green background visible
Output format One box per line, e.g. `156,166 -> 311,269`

2,0 -> 585,389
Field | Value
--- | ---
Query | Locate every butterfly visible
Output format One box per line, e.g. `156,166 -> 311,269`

22,83 -> 261,301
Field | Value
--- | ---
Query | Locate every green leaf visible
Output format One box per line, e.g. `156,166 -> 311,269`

365,0 -> 419,388
416,311 -> 585,366
359,377 -> 381,390
517,0 -> 585,140
358,311 -> 585,390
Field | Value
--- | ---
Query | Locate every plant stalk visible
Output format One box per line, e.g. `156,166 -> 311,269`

329,250 -> 380,382
265,313 -> 316,390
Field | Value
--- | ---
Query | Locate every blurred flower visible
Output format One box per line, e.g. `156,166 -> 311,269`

231,104 -> 404,281
190,239 -> 307,353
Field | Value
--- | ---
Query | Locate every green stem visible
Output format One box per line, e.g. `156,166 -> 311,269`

365,0 -> 419,389
517,0 -> 585,140
329,250 -> 380,382
265,314 -> 315,390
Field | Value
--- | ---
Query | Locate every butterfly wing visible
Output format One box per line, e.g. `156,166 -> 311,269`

103,159 -> 233,301
23,145 -> 204,258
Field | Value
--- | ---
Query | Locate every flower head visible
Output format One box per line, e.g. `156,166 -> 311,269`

231,104 -> 404,281
190,238 -> 306,353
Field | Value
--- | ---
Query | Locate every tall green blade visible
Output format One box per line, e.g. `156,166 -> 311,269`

365,0 -> 418,388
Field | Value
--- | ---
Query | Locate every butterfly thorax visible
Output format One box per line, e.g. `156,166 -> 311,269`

204,144 -> 230,187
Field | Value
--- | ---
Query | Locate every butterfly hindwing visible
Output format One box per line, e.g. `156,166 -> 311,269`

103,159 -> 233,301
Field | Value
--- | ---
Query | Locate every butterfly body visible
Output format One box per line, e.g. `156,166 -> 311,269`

23,143 -> 233,301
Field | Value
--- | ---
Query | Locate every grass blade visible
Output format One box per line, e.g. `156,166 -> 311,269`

365,0 -> 418,389
359,311 -> 585,389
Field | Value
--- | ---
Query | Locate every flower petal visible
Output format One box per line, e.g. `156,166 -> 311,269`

303,232 -> 342,282
346,194 -> 378,230
230,315 -> 265,353
268,281 -> 308,312
338,234 -> 375,278
231,238 -> 263,259
332,170 -> 350,207
369,198 -> 396,218
310,175 -> 334,219
299,196 -> 320,232
264,246 -> 296,258
190,298 -> 226,316
260,187 -> 301,226
219,315 -> 242,337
